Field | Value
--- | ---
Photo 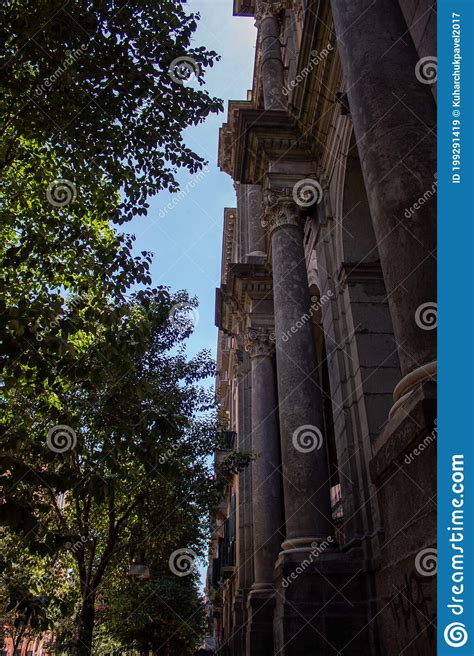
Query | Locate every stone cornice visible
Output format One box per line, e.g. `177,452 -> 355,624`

219,105 -> 319,184
215,263 -> 273,335
221,208 -> 237,285
336,261 -> 384,288
233,0 -> 256,16
233,0 -> 294,18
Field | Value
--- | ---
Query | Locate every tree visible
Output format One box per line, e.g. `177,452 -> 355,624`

0,0 -> 222,222
1,290 -> 220,654
99,575 -> 207,656
0,530 -> 72,653
0,3 -> 230,652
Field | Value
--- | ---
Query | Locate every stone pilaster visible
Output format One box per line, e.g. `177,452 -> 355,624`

244,327 -> 283,656
236,184 -> 267,262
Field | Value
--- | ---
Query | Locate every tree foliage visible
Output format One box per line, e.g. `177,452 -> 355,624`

0,1 -> 230,653
0,0 -> 222,222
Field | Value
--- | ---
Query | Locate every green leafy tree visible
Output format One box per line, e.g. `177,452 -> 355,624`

0,0 -> 222,222
1,291 -> 219,654
0,2 -> 230,653
0,530 -> 72,653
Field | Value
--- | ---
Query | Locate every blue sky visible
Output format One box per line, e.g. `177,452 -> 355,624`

122,1 -> 256,360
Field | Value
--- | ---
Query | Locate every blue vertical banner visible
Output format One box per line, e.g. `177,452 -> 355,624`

438,1 -> 474,653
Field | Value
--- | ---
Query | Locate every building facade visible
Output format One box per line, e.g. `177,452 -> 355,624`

207,1 -> 437,654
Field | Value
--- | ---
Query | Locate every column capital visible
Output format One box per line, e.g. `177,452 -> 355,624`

244,327 -> 275,358
262,188 -> 303,234
255,0 -> 287,22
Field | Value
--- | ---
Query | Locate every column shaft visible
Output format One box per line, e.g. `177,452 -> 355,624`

247,334 -> 283,584
267,199 -> 333,547
258,5 -> 286,110
330,0 -> 436,378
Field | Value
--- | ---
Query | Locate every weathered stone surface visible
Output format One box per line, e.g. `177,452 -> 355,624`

370,381 -> 437,656
246,590 -> 276,656
274,549 -> 376,655
268,195 -> 333,546
331,0 -> 436,377
207,2 -> 436,655
246,330 -> 283,586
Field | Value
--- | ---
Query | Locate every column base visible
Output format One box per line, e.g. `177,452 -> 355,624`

389,360 -> 436,419
370,379 -> 437,655
274,548 -> 376,655
246,586 -> 276,656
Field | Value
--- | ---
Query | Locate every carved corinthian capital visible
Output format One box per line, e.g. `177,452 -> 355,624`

255,0 -> 288,22
261,188 -> 304,235
244,327 -> 275,358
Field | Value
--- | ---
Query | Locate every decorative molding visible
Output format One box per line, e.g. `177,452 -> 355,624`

262,188 -> 303,234
221,208 -> 237,284
232,348 -> 245,380
336,261 -> 384,291
219,105 -> 318,184
255,0 -> 289,22
244,327 -> 276,358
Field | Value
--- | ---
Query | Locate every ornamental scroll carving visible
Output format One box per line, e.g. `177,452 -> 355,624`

244,327 -> 276,358
255,0 -> 290,22
261,188 -> 304,234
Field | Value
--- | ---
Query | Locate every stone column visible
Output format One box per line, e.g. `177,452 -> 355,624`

232,351 -> 252,656
330,0 -> 436,404
263,191 -> 374,655
257,1 -> 287,110
244,327 -> 283,656
264,190 -> 333,549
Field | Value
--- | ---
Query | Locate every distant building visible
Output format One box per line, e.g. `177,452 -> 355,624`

207,0 -> 436,654
1,636 -> 52,656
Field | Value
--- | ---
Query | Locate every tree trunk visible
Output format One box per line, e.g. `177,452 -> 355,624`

74,592 -> 96,655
